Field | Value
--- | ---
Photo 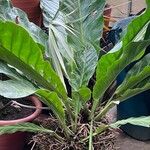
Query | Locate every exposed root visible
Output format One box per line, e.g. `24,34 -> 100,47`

30,116 -> 118,150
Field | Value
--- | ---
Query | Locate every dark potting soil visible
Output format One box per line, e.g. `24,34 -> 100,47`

29,115 -> 117,150
0,96 -> 34,120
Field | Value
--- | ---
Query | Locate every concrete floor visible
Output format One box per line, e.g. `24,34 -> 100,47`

116,133 -> 150,150
107,107 -> 150,150
107,0 -> 146,19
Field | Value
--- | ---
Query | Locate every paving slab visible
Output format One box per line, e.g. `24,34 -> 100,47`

107,0 -> 146,19
107,107 -> 150,150
116,132 -> 150,150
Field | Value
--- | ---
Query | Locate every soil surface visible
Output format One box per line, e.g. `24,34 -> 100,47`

24,114 -> 117,150
24,109 -> 150,150
0,96 -> 34,120
116,132 -> 150,150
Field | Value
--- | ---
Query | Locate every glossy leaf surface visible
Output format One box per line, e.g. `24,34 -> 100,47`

0,21 -> 67,99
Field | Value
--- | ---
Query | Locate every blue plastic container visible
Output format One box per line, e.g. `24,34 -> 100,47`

117,63 -> 150,140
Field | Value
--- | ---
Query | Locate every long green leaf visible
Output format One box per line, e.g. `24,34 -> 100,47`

93,41 -> 150,114
41,0 -> 74,86
0,21 -> 67,99
40,0 -> 60,27
0,61 -> 20,79
0,0 -> 48,51
72,87 -> 91,130
68,44 -> 98,90
123,0 -> 150,45
60,0 -> 105,90
0,123 -> 64,141
115,77 -> 150,103
48,26 -> 68,89
93,117 -> 150,137
116,54 -> 150,96
0,123 -> 52,135
36,89 -> 65,123
0,79 -> 37,98
40,0 -> 74,62
92,7 -> 150,115
96,23 -> 150,120
61,0 -> 105,51
36,89 -> 72,136
72,87 -> 91,113
0,61 -> 37,98
110,116 -> 150,128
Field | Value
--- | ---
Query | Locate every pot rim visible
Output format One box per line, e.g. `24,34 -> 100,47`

0,96 -> 42,125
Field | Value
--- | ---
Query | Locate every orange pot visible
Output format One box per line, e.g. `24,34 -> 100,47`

11,0 -> 43,27
103,4 -> 112,32
0,96 -> 42,150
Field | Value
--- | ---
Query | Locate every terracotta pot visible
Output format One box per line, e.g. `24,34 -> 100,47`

11,0 -> 43,27
0,96 -> 42,150
103,4 -> 112,32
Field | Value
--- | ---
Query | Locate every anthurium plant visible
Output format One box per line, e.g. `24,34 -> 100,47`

0,0 -> 150,149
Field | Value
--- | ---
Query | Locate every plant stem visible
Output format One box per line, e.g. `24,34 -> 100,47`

88,120 -> 94,150
95,100 -> 119,121
89,97 -> 102,121
11,101 -> 50,110
55,100 -> 74,138
92,125 -> 109,138
63,99 -> 75,132
55,113 -> 71,139
0,101 -> 12,112
43,128 -> 65,142
81,124 -> 109,142
53,132 -> 65,142
74,97 -> 80,132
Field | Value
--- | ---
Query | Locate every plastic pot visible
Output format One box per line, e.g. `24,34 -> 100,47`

0,96 -> 42,150
117,64 -> 150,141
117,90 -> 150,141
11,0 -> 43,27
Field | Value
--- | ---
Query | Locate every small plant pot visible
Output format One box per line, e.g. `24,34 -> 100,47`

11,0 -> 43,27
0,96 -> 42,150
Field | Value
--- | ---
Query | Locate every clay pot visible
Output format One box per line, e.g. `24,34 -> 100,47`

0,96 -> 42,150
11,0 -> 43,27
103,4 -> 112,32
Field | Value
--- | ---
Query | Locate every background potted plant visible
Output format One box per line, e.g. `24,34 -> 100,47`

11,0 -> 43,27
0,0 -> 150,149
